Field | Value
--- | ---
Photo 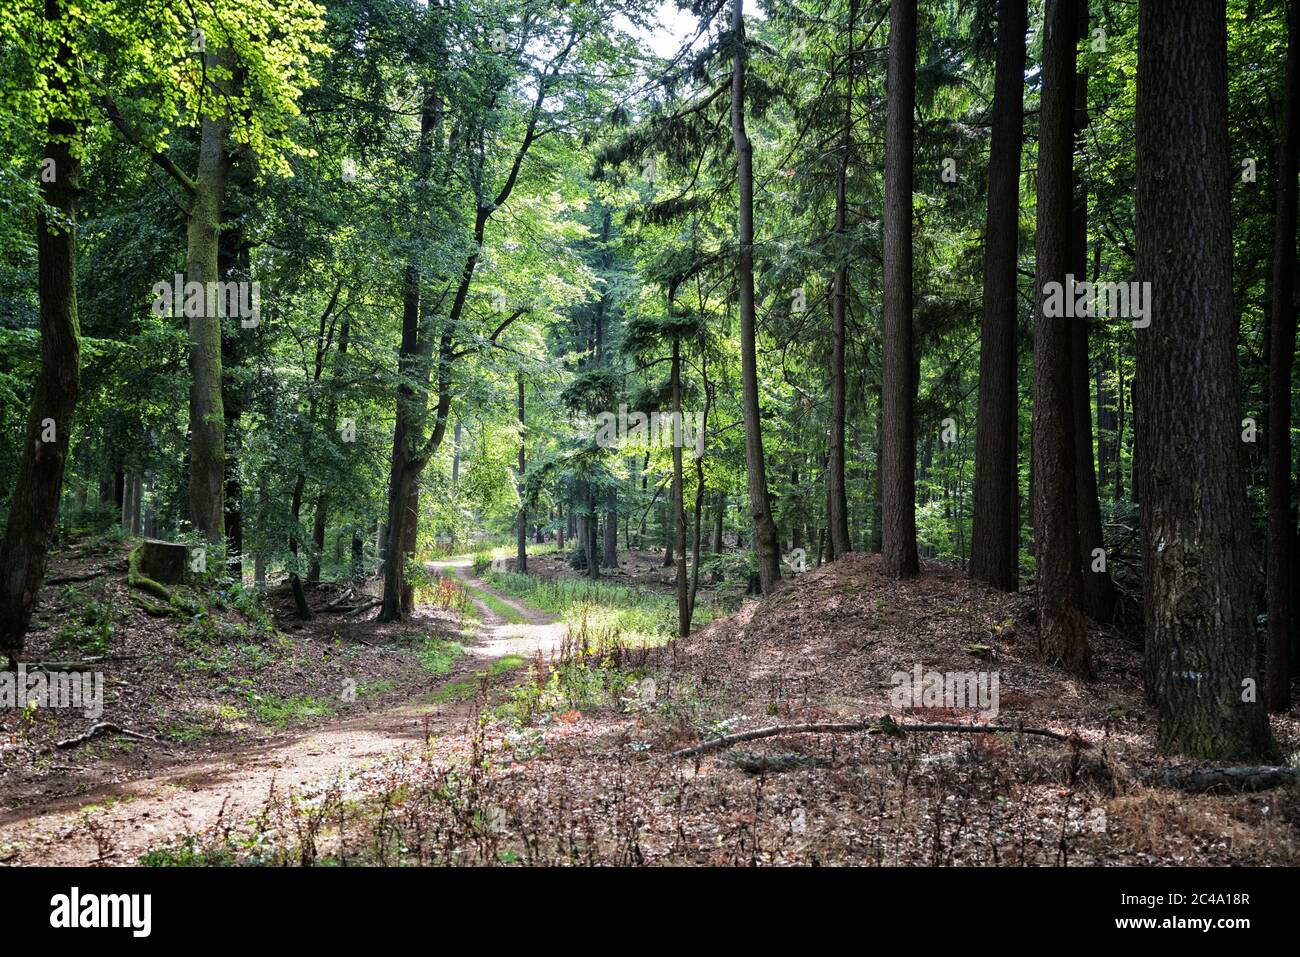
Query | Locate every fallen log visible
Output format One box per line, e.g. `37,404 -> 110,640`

1132,765 -> 1300,794
325,587 -> 357,610
662,719 -> 1299,795
55,722 -> 158,749
20,655 -> 139,671
340,598 -> 381,617
663,716 -> 1077,761
725,751 -> 833,774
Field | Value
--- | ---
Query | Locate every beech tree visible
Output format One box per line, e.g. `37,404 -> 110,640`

0,0 -> 83,667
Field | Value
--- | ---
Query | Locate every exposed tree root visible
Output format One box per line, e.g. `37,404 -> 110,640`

55,722 -> 159,749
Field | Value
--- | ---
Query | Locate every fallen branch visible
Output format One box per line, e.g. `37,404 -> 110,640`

19,655 -> 139,671
901,722 -> 1073,742
55,722 -> 158,749
663,716 -> 1076,761
1133,765 -> 1300,794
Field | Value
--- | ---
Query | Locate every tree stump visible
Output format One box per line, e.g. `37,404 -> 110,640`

137,540 -> 189,585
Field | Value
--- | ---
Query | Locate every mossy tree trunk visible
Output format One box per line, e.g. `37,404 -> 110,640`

0,0 -> 81,667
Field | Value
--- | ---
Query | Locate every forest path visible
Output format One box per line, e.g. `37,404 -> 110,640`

0,560 -> 563,866
432,558 -> 567,658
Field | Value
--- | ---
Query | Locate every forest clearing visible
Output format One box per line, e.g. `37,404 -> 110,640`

0,0 -> 1298,926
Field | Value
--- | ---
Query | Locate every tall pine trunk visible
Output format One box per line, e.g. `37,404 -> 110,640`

732,0 -> 782,592
827,0 -> 858,561
1068,64 -> 1115,623
1135,0 -> 1272,758
971,0 -> 1027,592
881,0 -> 919,578
1032,0 -> 1090,677
671,336 -> 689,636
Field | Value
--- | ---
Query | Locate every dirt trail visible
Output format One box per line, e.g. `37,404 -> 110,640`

0,560 -> 565,866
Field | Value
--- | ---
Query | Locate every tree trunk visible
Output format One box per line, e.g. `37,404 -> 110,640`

185,50 -> 231,543
881,0 -> 919,579
1032,0 -> 1090,677
516,374 -> 528,574
690,373 -> 712,616
1135,0 -> 1272,758
0,6 -> 81,667
732,0 -> 782,592
451,419 -> 462,486
586,487 -> 599,580
970,0 -> 1027,592
380,264 -> 430,621
1068,66 -> 1116,624
603,505 -> 618,567
287,474 -> 313,620
351,528 -> 363,580
308,494 -> 327,582
671,336 -> 690,637
1265,0 -> 1300,713
220,156 -> 253,580
712,493 -> 725,553
827,0 -> 858,561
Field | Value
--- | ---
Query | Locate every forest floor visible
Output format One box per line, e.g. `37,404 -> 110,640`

4,539 -> 1299,866
0,541 -> 563,865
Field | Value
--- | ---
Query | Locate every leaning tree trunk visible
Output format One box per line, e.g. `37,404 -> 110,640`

881,0 -> 919,579
0,4 -> 81,668
970,0 -> 1027,593
1135,0 -> 1272,759
732,0 -> 783,592
1032,0 -> 1091,678
1265,0 -> 1300,713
